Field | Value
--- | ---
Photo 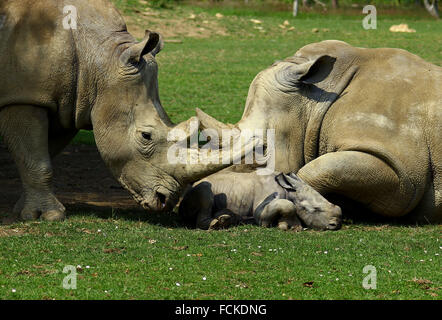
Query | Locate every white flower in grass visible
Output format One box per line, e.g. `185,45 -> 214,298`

11,289 -> 16,293
176,282 -> 181,287
202,276 -> 207,281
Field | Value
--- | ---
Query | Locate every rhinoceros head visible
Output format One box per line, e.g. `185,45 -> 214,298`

90,31 -> 249,212
276,173 -> 342,230
196,54 -> 340,174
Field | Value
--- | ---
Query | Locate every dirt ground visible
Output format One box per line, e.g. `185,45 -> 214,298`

124,8 -> 229,40
0,144 -> 144,224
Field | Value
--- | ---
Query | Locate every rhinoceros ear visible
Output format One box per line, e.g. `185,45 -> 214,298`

275,173 -> 296,192
275,173 -> 304,192
286,55 -> 336,84
122,30 -> 164,64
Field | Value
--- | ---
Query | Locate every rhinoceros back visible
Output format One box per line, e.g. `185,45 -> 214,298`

298,41 -> 442,220
0,0 -> 129,129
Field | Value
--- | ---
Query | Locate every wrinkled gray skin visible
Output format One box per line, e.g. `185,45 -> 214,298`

197,40 -> 442,223
179,167 -> 342,231
0,0 -> 241,221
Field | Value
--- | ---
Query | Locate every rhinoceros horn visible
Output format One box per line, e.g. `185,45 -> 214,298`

168,116 -> 262,184
196,108 -> 236,134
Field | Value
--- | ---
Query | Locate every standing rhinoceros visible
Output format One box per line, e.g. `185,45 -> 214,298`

197,40 -> 442,223
0,0 -> 246,221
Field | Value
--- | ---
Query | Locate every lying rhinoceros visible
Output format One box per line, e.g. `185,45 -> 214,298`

179,167 -> 342,230
197,40 -> 442,223
0,0 -> 244,221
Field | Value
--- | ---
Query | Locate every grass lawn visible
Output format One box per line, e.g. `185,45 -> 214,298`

0,215 -> 440,299
1,2 -> 441,299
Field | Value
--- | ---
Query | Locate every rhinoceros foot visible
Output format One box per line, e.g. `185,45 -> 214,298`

208,214 -> 235,230
14,192 -> 66,222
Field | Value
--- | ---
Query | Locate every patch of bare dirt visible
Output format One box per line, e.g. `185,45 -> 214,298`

124,8 -> 229,40
0,144 -> 142,225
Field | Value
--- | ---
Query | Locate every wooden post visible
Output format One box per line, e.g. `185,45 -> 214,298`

293,0 -> 299,16
423,0 -> 440,18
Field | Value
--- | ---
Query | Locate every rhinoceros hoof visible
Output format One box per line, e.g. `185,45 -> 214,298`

277,219 -> 303,232
214,214 -> 236,230
208,214 -> 233,230
277,221 -> 289,231
40,210 -> 66,222
290,224 -> 303,232
14,193 -> 66,221
20,207 -> 66,222
19,208 -> 40,221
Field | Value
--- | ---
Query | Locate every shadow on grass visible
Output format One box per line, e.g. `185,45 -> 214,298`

65,198 -> 424,233
328,194 -> 421,228
64,203 -> 189,229
1,195 -> 426,230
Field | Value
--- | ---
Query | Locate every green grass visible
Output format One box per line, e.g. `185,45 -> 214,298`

0,214 -> 440,299
2,4 -> 441,299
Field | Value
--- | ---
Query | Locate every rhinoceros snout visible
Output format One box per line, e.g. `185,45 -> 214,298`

326,220 -> 341,230
139,189 -> 171,212
156,191 -> 167,209
326,207 -> 342,230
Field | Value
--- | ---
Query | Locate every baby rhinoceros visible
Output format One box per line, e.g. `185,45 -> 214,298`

179,170 -> 342,231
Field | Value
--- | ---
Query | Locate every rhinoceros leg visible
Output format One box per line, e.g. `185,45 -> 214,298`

209,209 -> 242,230
258,199 -> 302,231
179,181 -> 217,229
298,151 -> 413,217
0,105 -> 65,221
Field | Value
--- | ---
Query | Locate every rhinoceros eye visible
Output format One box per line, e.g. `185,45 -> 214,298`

141,132 -> 152,140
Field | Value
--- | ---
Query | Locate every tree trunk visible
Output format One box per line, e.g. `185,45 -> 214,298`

302,0 -> 310,8
331,0 -> 338,8
293,0 -> 299,16
423,0 -> 440,18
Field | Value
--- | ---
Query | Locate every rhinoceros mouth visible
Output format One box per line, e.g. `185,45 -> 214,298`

140,190 -> 168,212
118,176 -> 176,212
